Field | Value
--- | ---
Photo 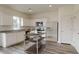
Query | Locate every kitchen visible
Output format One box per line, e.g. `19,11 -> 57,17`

0,4 -> 78,54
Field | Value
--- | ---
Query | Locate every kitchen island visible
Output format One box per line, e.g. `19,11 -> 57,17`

0,26 -> 46,54
0,26 -> 26,48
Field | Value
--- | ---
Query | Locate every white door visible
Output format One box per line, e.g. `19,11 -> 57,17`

61,16 -> 72,44
73,13 -> 79,46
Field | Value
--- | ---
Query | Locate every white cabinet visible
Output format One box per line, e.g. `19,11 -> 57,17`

5,32 -> 17,47
0,34 -> 2,46
0,13 -> 3,25
16,31 -> 25,43
1,31 -> 25,48
2,14 -> 13,25
0,13 -> 13,25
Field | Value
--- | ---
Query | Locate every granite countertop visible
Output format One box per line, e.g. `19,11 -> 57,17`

0,28 -> 25,33
0,26 -> 35,33
0,25 -> 48,33
0,26 -> 27,33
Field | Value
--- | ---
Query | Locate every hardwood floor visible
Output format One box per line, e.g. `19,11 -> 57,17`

0,41 -> 78,54
40,41 -> 78,54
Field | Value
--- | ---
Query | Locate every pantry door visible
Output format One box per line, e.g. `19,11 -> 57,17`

73,13 -> 79,46
60,16 -> 72,44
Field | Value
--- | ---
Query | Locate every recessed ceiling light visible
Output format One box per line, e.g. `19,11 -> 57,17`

28,8 -> 32,12
49,5 -> 52,7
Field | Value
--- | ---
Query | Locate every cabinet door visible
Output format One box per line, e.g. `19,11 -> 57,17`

1,13 -> 13,25
5,32 -> 17,47
0,34 -> 2,46
16,31 -> 25,43
3,31 -> 25,47
0,13 -> 13,25
0,13 -> 3,25
61,16 -> 72,44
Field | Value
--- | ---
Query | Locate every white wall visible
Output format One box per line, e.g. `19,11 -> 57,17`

58,5 -> 79,53
71,5 -> 79,53
0,6 -> 29,26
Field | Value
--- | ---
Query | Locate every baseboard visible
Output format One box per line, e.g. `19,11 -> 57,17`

61,43 -> 70,45
71,42 -> 79,53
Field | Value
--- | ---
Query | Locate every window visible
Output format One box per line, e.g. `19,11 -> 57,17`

13,16 -> 23,27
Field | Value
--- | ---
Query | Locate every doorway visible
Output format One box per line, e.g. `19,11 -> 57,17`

46,21 -> 58,42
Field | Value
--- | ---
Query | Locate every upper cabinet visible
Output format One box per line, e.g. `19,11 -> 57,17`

0,13 -> 13,25
3,14 -> 13,25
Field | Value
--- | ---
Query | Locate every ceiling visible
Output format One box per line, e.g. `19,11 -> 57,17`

1,4 -> 69,14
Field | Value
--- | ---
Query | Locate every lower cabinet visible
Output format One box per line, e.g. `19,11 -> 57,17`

0,34 -> 2,46
1,31 -> 25,48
